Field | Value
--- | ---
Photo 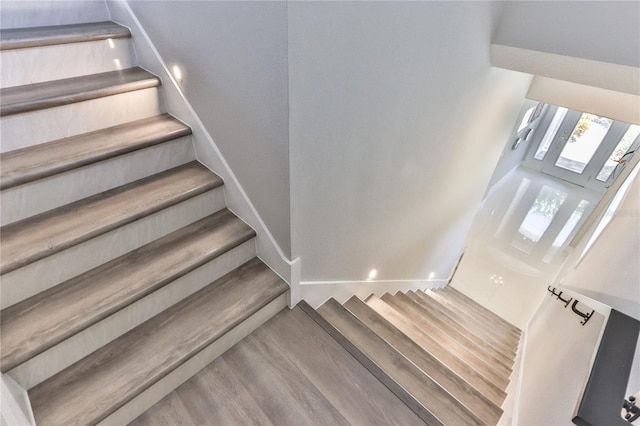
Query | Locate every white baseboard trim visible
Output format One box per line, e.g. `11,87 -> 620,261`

1,373 -> 35,426
107,0 -> 299,287
300,279 -> 447,309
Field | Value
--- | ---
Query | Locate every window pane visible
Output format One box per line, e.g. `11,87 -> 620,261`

555,113 -> 613,174
596,124 -> 640,182
535,107 -> 568,160
513,185 -> 567,253
543,199 -> 590,263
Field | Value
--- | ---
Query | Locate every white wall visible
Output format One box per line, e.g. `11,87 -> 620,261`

126,1 -> 291,257
494,1 -> 640,68
288,1 -> 532,283
0,1 -> 109,29
516,294 -> 606,425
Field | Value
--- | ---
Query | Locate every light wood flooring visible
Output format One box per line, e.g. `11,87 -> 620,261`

131,306 -> 426,426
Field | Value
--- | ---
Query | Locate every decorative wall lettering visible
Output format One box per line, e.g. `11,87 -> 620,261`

547,286 -> 594,325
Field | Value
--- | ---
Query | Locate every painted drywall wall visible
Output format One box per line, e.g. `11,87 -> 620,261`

494,1 -> 640,69
0,1 -> 109,29
484,99 -> 540,194
288,1 -> 532,283
561,172 -> 640,321
126,1 -> 291,257
516,294 -> 606,425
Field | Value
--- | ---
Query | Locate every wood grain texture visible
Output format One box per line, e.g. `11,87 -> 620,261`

381,294 -> 511,390
316,299 -> 486,426
366,295 -> 507,406
344,296 -> 503,426
0,114 -> 191,190
0,162 -> 222,274
405,291 -> 515,368
414,290 -> 519,354
133,306 -> 425,426
0,67 -> 159,116
441,287 -> 521,337
28,258 -> 288,425
1,209 -> 254,372
0,21 -> 130,50
256,305 -> 425,426
426,289 -> 521,348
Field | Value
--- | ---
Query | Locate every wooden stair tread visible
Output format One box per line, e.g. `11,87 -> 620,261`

414,290 -> 519,354
427,289 -> 520,346
0,67 -> 160,116
366,295 -> 508,404
0,162 -> 222,274
0,21 -> 130,51
406,291 -> 516,367
314,298 -> 486,426
382,293 -> 511,389
442,287 -> 521,336
0,114 -> 191,190
28,258 -> 288,426
1,209 -> 255,372
343,296 -> 503,425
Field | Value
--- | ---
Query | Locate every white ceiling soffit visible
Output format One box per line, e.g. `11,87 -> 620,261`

491,44 -> 640,124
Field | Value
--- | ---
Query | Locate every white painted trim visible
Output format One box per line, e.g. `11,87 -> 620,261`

1,373 -> 35,426
491,44 -> 640,97
106,0 -> 299,287
300,279 -> 447,308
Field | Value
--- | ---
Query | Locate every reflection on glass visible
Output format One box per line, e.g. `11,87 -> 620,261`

555,113 -> 613,174
596,125 -> 640,182
535,107 -> 568,160
496,178 -> 531,237
513,185 -> 568,253
543,199 -> 590,263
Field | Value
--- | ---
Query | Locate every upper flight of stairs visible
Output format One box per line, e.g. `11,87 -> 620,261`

0,18 -> 288,425
302,286 -> 522,426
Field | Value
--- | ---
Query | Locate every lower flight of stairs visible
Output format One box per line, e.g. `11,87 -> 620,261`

302,286 -> 522,426
0,20 -> 288,425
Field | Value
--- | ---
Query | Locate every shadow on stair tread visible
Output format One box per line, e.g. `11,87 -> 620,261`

0,162 -> 222,275
0,114 -> 192,190
0,209 -> 255,373
28,258 -> 288,426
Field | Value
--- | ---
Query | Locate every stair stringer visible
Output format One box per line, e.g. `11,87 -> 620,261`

106,1 -> 300,305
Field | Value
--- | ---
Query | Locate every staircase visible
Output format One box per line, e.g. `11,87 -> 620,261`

0,18 -> 288,425
301,286 -> 521,426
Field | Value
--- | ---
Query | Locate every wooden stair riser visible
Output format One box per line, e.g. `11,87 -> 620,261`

1,136 -> 194,226
6,240 -> 256,389
406,291 -> 516,368
343,297 -> 503,425
381,294 -> 511,390
415,290 -> 519,354
426,289 -> 521,347
0,87 -> 163,153
365,295 -> 507,407
1,188 -> 225,309
442,287 -> 521,336
431,289 -> 521,341
316,299 -> 486,426
100,293 -> 287,426
1,39 -> 135,89
29,259 -> 288,425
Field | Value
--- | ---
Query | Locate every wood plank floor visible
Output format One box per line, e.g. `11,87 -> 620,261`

131,306 -> 426,426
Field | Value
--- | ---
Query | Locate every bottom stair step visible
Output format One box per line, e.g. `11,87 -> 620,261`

28,258 -> 288,425
310,298 -> 487,426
